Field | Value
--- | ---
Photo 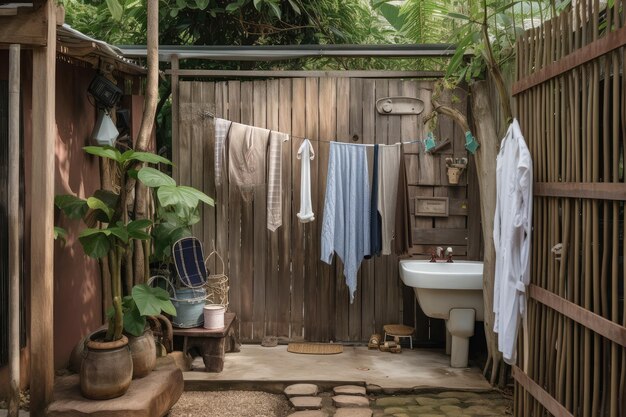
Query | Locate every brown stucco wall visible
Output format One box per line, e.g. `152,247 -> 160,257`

51,58 -> 103,370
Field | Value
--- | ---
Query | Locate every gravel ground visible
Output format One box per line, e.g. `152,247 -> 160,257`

169,391 -> 291,417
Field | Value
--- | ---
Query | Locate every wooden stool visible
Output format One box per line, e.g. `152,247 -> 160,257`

383,324 -> 414,349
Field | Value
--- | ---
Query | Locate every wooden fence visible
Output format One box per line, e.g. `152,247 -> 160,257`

514,2 -> 626,417
174,75 -> 479,343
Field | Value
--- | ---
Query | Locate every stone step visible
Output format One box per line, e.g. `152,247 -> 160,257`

285,383 -> 319,398
288,411 -> 328,417
333,385 -> 367,396
290,396 -> 323,410
334,408 -> 373,417
332,395 -> 370,408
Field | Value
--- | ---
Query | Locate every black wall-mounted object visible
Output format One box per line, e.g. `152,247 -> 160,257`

88,74 -> 123,109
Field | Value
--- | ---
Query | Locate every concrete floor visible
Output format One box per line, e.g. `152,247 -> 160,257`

184,345 -> 491,391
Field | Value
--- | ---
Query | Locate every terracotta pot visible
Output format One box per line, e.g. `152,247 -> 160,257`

128,328 -> 157,379
80,331 -> 132,400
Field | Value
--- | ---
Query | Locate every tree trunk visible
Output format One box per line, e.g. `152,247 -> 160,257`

133,0 -> 159,284
470,79 -> 506,386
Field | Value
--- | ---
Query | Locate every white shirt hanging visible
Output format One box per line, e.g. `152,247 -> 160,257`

296,139 -> 315,223
493,118 -> 533,365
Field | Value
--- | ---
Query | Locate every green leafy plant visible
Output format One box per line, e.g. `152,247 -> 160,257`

55,146 -> 177,342
137,167 -> 214,267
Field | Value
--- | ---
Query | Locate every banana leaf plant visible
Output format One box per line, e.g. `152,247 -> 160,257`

55,146 -> 178,341
137,166 -> 214,268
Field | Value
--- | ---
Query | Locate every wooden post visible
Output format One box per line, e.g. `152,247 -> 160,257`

30,1 -> 56,415
8,43 -> 21,417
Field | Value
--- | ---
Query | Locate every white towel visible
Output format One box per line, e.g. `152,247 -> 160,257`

377,144 -> 401,255
214,118 -> 232,186
296,139 -> 315,223
267,131 -> 290,231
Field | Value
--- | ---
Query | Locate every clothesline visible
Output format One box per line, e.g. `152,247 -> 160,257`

211,113 -> 431,148
288,134 -> 424,148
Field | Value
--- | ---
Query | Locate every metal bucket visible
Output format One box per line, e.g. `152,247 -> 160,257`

172,287 -> 206,328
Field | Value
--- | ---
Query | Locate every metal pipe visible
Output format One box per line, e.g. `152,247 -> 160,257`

117,44 -> 457,61
8,43 -> 21,417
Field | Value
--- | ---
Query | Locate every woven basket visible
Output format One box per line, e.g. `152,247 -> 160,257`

204,249 -> 229,309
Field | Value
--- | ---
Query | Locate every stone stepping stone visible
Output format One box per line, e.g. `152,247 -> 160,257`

333,395 -> 370,408
436,391 -> 480,399
288,411 -> 328,417
285,383 -> 319,398
375,396 -> 414,407
333,385 -> 367,396
290,396 -> 323,410
334,408 -> 373,417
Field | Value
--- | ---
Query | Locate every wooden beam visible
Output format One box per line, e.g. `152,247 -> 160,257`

29,1 -> 56,415
0,3 -> 48,45
512,366 -> 575,417
534,182 -> 626,200
8,43 -> 21,417
513,24 -> 626,95
529,285 -> 626,347
166,69 -> 444,79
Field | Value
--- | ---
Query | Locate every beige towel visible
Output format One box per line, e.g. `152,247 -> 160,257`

228,122 -> 270,202
377,144 -> 401,255
267,131 -> 290,231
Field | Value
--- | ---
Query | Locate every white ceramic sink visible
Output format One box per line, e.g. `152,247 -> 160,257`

399,260 -> 483,290
399,259 -> 484,368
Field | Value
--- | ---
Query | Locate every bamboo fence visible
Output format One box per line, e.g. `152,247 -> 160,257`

513,1 -> 626,416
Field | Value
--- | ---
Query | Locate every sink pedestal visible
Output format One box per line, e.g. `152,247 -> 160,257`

446,308 -> 475,368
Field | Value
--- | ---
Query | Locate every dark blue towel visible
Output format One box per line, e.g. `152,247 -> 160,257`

367,144 -> 382,258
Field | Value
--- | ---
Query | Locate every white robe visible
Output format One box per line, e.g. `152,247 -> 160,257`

493,118 -> 533,365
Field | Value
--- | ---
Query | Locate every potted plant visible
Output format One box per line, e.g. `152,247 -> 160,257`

55,146 -> 196,398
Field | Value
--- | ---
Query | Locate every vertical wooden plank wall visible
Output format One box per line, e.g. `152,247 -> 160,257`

512,2 -> 626,417
177,77 -> 473,343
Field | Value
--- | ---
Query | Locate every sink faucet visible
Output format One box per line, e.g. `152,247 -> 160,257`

429,246 -> 454,263
445,247 -> 454,263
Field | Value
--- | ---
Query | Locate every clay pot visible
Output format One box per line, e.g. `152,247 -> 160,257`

80,331 -> 132,400
447,167 -> 462,184
128,328 -> 157,379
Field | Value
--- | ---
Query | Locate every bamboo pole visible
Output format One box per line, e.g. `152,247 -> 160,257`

8,43 -> 21,417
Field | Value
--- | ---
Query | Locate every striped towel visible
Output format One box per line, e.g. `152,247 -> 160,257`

214,118 -> 232,186
267,131 -> 290,231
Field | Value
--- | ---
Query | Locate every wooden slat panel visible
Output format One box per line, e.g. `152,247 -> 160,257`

178,82 -> 192,194
277,78 -> 292,339
290,78 -> 306,341
512,23 -> 626,95
360,78 -> 376,340
317,77 -> 336,342
303,78 -> 320,341
239,81 -> 254,340
265,79 -> 280,338
227,81 -> 242,336
412,228 -> 468,246
334,77 -> 350,342
190,82 -> 205,239
201,82 -> 216,272
252,80 -> 267,341
214,82 -> 230,299
373,79 -> 389,335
